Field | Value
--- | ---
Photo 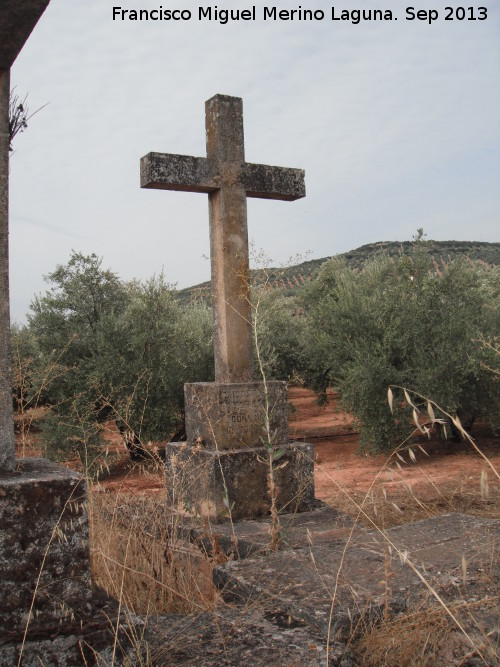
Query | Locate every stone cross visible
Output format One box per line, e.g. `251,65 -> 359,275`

141,94 -> 305,383
0,0 -> 51,471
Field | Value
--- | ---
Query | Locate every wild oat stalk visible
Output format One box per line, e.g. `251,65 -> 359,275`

389,385 -> 500,483
317,460 -> 490,666
325,385 -> 500,664
17,479 -> 85,667
250,259 -> 283,551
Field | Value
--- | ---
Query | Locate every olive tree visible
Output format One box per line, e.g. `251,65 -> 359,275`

252,290 -> 307,382
302,253 -> 500,453
23,252 -> 214,467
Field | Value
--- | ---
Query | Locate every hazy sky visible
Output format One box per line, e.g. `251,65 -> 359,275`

8,0 -> 500,322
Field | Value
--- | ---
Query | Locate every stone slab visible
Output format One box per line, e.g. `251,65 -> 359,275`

0,0 -> 51,69
166,441 -> 315,521
184,381 -> 289,450
0,587 -> 142,666
0,458 -> 91,639
141,603 -> 351,666
191,502 -> 358,559
214,513 -> 500,640
141,154 -> 305,202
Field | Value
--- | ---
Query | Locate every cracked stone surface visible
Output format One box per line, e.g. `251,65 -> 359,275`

191,502 -> 358,559
141,604 -> 351,666
213,513 -> 500,641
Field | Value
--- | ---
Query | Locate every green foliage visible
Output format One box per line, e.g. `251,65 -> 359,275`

40,407 -> 103,475
28,252 -> 128,405
14,242 -> 500,464
301,252 -> 500,453
11,322 -> 43,412
253,291 -> 306,381
100,274 -> 214,441
20,252 -> 214,464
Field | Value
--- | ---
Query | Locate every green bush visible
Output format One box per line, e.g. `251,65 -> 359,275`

101,274 -> 214,442
20,252 -> 214,464
253,290 -> 306,382
40,407 -> 104,474
301,251 -> 500,453
16,245 -> 499,462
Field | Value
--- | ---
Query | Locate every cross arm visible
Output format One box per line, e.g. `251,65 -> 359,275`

140,152 -> 219,193
243,163 -> 305,201
140,152 -> 306,201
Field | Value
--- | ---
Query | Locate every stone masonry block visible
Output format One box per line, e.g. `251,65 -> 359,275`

0,458 -> 91,640
166,441 -> 315,521
184,381 -> 289,450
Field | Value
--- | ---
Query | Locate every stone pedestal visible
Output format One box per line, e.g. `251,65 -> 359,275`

167,381 -> 315,521
184,381 -> 290,450
0,458 -> 92,641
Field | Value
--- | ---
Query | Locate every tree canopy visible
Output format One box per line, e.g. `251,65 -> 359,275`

299,251 -> 500,452
12,244 -> 500,464
15,252 -> 213,469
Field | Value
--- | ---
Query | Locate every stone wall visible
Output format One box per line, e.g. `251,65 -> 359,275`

0,458 -> 92,641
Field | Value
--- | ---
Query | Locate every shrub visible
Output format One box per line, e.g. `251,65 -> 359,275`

253,290 -> 307,382
20,252 -> 214,463
302,251 -> 500,453
99,275 -> 214,443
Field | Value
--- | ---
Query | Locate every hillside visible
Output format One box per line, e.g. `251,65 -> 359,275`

177,240 -> 500,304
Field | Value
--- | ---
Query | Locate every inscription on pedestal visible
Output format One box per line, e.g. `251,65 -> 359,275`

185,381 -> 289,450
221,386 -> 266,442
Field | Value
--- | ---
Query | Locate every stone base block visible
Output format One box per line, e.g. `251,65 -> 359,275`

0,458 -> 91,641
0,587 -> 143,666
166,441 -> 315,521
184,381 -> 289,450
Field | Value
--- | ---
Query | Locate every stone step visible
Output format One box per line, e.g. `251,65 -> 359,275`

141,604 -> 351,666
190,502 -> 359,559
213,513 -> 500,642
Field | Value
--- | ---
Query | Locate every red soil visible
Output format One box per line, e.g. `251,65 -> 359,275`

18,388 -> 500,512
287,387 -> 499,504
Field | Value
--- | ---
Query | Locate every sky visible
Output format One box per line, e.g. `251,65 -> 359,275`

8,0 -> 500,322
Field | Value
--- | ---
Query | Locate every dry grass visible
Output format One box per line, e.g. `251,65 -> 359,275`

86,443 -> 500,666
351,543 -> 500,667
317,410 -> 500,666
16,387 -> 498,665
88,471 -> 218,618
331,484 -> 500,666
354,593 -> 500,666
326,479 -> 500,530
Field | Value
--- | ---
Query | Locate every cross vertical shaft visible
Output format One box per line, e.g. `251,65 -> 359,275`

140,93 -> 305,385
206,96 -> 252,383
144,95 -> 312,519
